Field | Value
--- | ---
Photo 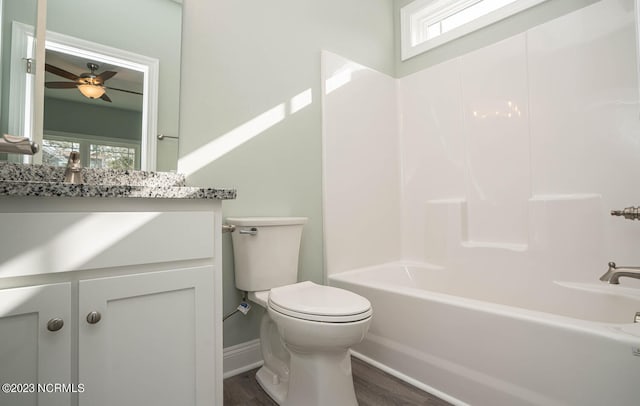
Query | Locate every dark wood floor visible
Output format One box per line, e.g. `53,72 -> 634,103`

224,357 -> 452,406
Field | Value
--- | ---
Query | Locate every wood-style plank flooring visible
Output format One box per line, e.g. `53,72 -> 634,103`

224,357 -> 452,406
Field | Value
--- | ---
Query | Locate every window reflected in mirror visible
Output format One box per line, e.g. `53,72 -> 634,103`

42,132 -> 139,170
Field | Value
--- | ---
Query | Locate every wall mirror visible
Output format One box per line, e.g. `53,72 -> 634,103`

0,0 -> 182,172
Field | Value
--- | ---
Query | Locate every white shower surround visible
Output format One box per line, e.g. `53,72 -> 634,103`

322,0 -> 640,404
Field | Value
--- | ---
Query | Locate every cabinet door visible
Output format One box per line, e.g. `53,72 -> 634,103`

0,283 -> 72,406
78,266 -> 215,406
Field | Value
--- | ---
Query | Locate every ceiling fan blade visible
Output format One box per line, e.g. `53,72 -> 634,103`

45,63 -> 79,81
96,71 -> 117,82
100,93 -> 112,103
106,86 -> 143,95
45,81 -> 77,89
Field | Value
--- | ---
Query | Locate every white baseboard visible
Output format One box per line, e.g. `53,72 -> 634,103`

223,339 -> 263,379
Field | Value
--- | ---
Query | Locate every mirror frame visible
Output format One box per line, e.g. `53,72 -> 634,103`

6,21 -> 36,151
32,0 -> 45,164
0,0 -> 46,163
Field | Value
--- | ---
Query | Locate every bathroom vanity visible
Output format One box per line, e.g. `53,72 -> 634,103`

0,163 -> 235,406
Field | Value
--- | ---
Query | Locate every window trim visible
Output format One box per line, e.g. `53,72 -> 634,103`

401,0 -> 549,61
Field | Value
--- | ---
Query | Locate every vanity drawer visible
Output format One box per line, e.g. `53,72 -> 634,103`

0,211 -> 215,277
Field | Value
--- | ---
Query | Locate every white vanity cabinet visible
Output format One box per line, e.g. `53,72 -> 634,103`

0,197 -> 224,406
78,266 -> 214,406
0,283 -> 72,406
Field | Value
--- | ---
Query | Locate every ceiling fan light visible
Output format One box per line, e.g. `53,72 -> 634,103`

77,84 -> 106,99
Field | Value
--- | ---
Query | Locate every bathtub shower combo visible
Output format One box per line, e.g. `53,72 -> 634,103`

321,1 -> 640,403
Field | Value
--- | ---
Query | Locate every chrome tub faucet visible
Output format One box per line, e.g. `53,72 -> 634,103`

611,206 -> 640,221
600,262 -> 640,284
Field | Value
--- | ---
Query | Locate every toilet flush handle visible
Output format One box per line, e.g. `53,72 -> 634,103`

239,227 -> 258,236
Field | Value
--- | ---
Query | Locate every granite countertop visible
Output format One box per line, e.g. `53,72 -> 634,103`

0,162 -> 236,200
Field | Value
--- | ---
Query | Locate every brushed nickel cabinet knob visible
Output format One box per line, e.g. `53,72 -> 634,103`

86,311 -> 102,324
47,318 -> 64,332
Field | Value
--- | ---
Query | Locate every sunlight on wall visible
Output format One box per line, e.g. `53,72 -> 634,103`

0,212 -> 160,277
324,62 -> 366,95
179,105 -> 285,176
0,285 -> 44,316
290,89 -> 313,114
178,88 -> 313,176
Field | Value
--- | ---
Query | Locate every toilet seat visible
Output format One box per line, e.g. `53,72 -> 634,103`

268,281 -> 372,323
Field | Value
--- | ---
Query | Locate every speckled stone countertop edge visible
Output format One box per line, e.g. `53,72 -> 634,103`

0,181 -> 237,200
0,163 -> 236,200
0,162 -> 186,187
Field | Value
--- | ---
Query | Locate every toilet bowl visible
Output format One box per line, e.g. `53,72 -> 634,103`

227,217 -> 372,406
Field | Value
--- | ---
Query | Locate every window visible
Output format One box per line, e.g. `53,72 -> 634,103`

401,0 -> 548,60
43,132 -> 140,171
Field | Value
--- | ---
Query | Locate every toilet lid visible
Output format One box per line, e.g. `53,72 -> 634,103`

268,281 -> 372,323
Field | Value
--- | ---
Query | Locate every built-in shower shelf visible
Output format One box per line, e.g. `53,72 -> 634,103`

424,194 -> 604,265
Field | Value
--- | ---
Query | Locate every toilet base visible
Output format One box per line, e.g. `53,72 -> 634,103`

256,346 -> 360,406
282,348 -> 358,406
256,365 -> 287,404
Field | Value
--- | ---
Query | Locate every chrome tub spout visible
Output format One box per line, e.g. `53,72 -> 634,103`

600,262 -> 640,284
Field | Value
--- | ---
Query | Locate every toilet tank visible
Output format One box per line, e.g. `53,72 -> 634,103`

227,217 -> 307,292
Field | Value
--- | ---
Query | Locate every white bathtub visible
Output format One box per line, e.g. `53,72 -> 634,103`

329,263 -> 640,406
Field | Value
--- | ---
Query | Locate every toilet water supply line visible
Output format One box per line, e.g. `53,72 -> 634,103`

221,223 -> 255,322
223,292 -> 252,322
221,223 -> 252,322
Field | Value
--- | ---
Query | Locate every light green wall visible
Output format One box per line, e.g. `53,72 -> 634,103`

394,0 -> 600,77
179,0 -> 394,347
43,97 -> 141,141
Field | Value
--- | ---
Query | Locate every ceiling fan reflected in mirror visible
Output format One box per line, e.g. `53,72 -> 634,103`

45,62 -> 143,103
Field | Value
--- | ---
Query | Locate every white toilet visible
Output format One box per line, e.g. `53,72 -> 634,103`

227,217 -> 372,406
